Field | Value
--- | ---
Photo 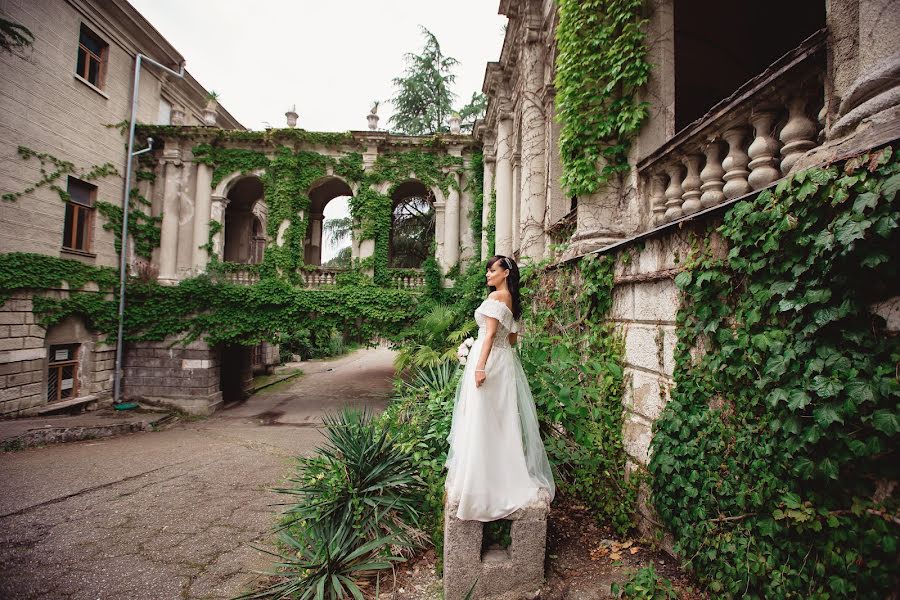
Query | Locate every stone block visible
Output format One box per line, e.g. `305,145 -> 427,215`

28,324 -> 46,337
443,492 -> 549,600
0,312 -> 26,325
633,279 -> 679,323
611,283 -> 634,321
22,337 -> 45,349
0,337 -> 24,351
0,347 -> 46,364
622,413 -> 653,466
624,325 -> 664,373
7,371 -> 39,386
623,368 -> 669,421
0,397 -> 22,415
19,382 -> 42,396
0,386 -> 22,402
0,362 -> 23,375
0,326 -> 9,338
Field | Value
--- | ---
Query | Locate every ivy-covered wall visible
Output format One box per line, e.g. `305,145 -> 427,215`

588,147 -> 899,598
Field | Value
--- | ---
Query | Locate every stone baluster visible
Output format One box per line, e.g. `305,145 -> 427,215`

747,111 -> 781,190
779,97 -> 817,175
722,128 -> 751,199
680,154 -> 703,215
663,163 -> 685,222
699,140 -> 726,209
649,173 -> 667,226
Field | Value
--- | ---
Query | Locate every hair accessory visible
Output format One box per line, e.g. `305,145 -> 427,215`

502,257 -> 512,269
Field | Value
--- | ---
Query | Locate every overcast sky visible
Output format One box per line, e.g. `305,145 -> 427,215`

129,0 -> 507,132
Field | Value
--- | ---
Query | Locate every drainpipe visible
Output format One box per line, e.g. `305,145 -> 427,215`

113,54 -> 186,409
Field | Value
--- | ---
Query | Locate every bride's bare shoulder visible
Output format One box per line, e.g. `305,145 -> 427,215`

487,290 -> 513,309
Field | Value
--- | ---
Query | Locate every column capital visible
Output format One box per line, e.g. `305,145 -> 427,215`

211,194 -> 230,206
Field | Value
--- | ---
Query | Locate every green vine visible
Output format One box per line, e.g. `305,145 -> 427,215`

1,146 -> 118,203
650,147 -> 900,597
555,0 -> 650,195
486,187 -> 497,257
520,254 -> 635,532
95,168 -> 161,260
468,152 -> 484,262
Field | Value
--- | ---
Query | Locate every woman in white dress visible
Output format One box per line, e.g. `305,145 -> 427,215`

445,255 -> 556,521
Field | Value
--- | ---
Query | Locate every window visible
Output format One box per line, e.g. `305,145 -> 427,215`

48,344 -> 80,403
76,24 -> 107,88
157,97 -> 172,125
63,177 -> 95,252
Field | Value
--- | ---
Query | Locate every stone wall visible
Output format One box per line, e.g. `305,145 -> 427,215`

1,291 -> 115,417
122,338 -> 223,415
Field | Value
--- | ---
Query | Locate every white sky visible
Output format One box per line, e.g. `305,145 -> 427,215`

129,0 -> 507,132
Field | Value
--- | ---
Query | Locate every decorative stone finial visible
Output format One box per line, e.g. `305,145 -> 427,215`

285,105 -> 298,128
449,112 -> 461,134
367,101 -> 380,130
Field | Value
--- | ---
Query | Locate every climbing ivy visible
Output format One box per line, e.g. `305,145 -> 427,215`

468,152 -> 484,262
520,254 -> 635,533
0,146 -> 118,203
649,148 -> 900,598
486,188 -> 497,257
555,0 -> 650,196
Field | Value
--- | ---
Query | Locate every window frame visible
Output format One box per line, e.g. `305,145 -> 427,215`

63,177 -> 96,253
76,24 -> 108,89
47,344 -> 81,403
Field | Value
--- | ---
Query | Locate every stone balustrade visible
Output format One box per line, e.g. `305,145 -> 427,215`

388,269 -> 426,290
220,267 -> 260,286
640,32 -> 826,228
299,268 -> 342,288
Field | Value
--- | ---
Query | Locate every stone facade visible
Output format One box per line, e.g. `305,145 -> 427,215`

0,291 -> 116,416
477,0 -> 900,556
0,0 -> 244,417
121,337 -> 223,416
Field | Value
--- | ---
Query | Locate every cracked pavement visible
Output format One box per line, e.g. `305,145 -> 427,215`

0,346 -> 396,599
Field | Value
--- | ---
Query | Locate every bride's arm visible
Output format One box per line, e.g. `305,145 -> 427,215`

474,317 -> 498,387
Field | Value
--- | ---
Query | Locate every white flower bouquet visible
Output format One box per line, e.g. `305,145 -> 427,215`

456,337 -> 475,365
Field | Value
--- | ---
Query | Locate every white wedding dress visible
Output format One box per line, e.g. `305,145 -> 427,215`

445,298 -> 556,521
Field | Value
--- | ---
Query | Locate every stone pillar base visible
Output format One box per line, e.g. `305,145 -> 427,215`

443,491 -> 549,600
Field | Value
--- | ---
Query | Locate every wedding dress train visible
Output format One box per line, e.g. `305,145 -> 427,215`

445,298 -> 555,521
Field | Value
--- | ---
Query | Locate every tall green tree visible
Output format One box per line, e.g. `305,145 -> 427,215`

389,27 -> 465,135
457,92 -> 487,133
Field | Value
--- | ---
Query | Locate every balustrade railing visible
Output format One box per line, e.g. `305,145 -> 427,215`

639,31 -> 826,228
299,268 -> 343,288
388,269 -> 426,289
219,265 -> 260,285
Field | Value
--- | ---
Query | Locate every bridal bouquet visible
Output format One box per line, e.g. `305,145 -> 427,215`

456,337 -> 475,365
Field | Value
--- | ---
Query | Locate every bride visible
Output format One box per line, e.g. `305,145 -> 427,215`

445,255 -> 555,521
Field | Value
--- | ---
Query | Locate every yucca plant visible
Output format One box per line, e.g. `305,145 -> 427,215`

237,517 -> 403,600
277,409 -> 426,546
402,362 -> 458,397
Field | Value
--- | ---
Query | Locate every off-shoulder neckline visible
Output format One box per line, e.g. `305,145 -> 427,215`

480,297 -> 513,315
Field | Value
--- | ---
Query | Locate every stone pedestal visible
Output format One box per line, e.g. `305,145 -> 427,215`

443,492 -> 549,600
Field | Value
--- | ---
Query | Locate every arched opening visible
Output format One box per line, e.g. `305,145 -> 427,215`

304,176 -> 353,267
390,180 -> 434,268
223,176 -> 266,264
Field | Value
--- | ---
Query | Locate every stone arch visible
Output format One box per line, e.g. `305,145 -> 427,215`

305,175 -> 354,266
389,179 -> 436,268
213,168 -> 265,199
223,174 -> 266,264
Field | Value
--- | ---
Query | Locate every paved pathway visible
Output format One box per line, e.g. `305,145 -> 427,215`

0,346 -> 396,600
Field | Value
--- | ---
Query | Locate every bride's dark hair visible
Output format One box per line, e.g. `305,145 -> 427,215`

486,255 -> 522,320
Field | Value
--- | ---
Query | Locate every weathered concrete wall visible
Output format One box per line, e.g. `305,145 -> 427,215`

121,337 -> 222,415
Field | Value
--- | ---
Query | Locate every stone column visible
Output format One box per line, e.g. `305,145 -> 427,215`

833,0 -> 900,136
210,195 -> 229,261
481,153 -> 495,259
158,152 -> 182,284
433,199 -> 447,271
512,154 -> 521,253
518,37 -> 547,262
309,212 -> 324,266
494,115 -> 514,256
444,172 -> 461,269
191,163 -> 213,273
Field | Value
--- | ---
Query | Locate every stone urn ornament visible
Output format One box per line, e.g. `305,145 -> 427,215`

202,91 -> 219,126
367,101 -> 380,131
449,112 -> 461,134
285,105 -> 298,128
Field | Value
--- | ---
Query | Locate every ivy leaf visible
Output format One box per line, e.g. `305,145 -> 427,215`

834,217 -> 871,247
880,173 -> 900,200
812,376 -> 842,398
851,192 -> 878,213
767,388 -> 788,407
819,457 -> 840,479
870,408 -> 899,435
787,390 -> 811,411
845,380 -> 875,404
813,405 -> 843,427
674,271 -> 692,289
793,457 -> 816,479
